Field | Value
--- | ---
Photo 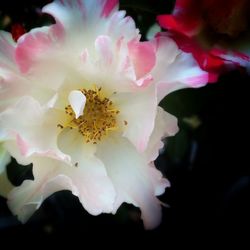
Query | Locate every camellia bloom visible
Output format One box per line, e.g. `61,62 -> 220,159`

157,0 -> 250,80
0,0 -> 208,229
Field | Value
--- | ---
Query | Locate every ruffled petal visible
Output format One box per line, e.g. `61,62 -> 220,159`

106,10 -> 139,42
148,163 -> 171,196
8,128 -> 116,222
43,0 -> 118,36
15,24 -> 67,74
7,158 -> 76,223
144,107 -> 179,162
15,27 -> 53,73
7,128 -> 116,223
151,35 -> 208,102
43,0 -> 138,44
97,135 -> 169,229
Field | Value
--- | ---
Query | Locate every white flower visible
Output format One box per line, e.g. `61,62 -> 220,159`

0,0 -> 208,229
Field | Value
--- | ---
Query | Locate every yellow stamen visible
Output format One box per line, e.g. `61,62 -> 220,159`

62,87 -> 119,144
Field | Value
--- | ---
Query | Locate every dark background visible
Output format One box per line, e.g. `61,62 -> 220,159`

1,0 -> 250,246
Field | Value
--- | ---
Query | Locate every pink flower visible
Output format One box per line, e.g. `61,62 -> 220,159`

0,0 -> 208,229
157,0 -> 250,80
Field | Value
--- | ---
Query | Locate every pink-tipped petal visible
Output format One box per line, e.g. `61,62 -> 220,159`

165,32 -> 226,79
128,39 -> 156,80
14,21 -> 65,78
102,0 -> 119,17
107,11 -> 139,42
0,32 -> 30,111
151,35 -> 208,102
95,35 -> 113,66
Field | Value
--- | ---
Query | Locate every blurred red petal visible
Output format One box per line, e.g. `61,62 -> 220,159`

11,24 -> 26,42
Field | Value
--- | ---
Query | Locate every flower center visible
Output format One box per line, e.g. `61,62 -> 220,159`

62,87 -> 119,144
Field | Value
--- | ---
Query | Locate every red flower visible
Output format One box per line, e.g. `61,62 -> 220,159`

157,0 -> 250,81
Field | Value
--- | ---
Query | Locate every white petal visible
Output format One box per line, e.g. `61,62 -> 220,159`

7,158 -> 76,223
145,107 -> 179,162
3,141 -> 32,166
0,143 -> 11,174
8,149 -> 115,223
151,35 -> 208,102
58,128 -> 116,214
0,144 -> 13,198
95,35 -> 113,66
68,90 -> 86,119
149,163 -> 171,196
0,31 -> 16,70
0,32 -> 32,111
112,85 -> 157,152
0,96 -> 69,163
97,135 -> 168,229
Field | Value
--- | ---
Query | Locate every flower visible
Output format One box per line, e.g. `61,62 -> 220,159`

0,0 -> 208,229
157,0 -> 250,79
